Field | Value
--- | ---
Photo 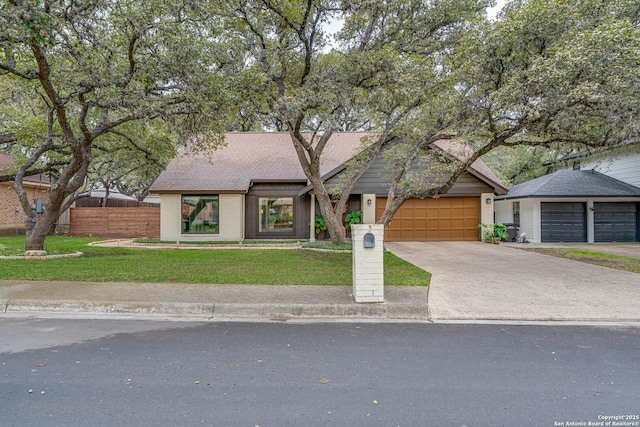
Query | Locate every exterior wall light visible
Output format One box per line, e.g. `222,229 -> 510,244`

367,198 -> 372,206
485,197 -> 492,205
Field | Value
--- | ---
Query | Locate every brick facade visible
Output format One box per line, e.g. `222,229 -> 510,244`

0,182 -> 50,236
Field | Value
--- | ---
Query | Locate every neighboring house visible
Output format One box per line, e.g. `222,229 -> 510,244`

150,132 -> 507,242
577,144 -> 640,188
75,189 -> 139,207
494,169 -> 640,243
0,153 -> 52,236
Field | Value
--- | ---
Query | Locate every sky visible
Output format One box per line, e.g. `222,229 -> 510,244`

323,0 -> 509,50
487,0 -> 507,20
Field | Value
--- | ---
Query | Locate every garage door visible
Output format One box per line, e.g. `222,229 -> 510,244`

377,197 -> 479,241
594,202 -> 638,242
541,202 -> 586,242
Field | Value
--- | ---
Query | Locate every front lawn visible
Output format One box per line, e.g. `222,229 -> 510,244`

0,236 -> 430,286
525,248 -> 640,274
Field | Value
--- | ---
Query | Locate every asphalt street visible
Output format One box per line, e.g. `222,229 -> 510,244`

1,319 -> 639,426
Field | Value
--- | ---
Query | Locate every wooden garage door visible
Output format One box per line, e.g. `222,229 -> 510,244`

377,197 -> 479,241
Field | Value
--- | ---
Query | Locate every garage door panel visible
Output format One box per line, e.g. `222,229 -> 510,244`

414,219 -> 426,228
401,219 -> 415,229
541,202 -> 586,242
378,197 -> 479,241
594,202 -> 638,242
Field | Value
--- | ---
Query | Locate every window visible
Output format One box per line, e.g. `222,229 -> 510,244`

513,201 -> 520,227
182,195 -> 219,234
259,197 -> 293,233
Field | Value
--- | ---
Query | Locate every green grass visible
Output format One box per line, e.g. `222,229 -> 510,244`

526,248 -> 640,274
0,236 -> 430,286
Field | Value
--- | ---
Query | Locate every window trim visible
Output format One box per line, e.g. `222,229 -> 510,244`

513,201 -> 521,227
257,196 -> 295,235
181,195 -> 220,235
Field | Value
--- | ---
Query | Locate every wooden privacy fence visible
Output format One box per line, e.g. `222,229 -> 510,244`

70,207 -> 160,238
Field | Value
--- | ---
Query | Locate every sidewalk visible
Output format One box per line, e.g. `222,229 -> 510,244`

0,280 -> 430,321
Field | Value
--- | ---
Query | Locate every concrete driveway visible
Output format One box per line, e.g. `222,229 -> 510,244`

385,241 -> 640,322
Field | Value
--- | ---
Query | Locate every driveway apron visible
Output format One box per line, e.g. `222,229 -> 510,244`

385,242 -> 640,322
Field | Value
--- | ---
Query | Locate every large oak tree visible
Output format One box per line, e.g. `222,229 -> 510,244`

226,0 -> 491,243
342,0 -> 640,228
0,0 -> 232,250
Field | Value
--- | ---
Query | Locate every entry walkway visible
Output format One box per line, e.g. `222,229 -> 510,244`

385,241 -> 640,322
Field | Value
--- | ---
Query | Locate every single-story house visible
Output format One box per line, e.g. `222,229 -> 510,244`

149,132 -> 508,242
494,169 -> 640,243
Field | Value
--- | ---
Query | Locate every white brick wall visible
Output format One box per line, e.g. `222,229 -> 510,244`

480,193 -> 495,225
159,194 -> 181,241
362,194 -> 377,224
351,224 -> 384,303
159,193 -> 244,242
493,199 -> 512,224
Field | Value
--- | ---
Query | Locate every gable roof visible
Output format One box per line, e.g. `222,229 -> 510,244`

150,132 -> 369,193
498,169 -> 640,200
150,132 -> 507,195
432,140 -> 508,195
306,138 -> 508,195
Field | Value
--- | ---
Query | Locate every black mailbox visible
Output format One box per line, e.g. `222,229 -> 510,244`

363,232 -> 375,248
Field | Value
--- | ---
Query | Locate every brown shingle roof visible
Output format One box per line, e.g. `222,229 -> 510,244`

150,132 -> 371,193
150,132 -> 507,195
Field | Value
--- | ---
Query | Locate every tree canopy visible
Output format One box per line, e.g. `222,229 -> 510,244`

2,0 -> 638,248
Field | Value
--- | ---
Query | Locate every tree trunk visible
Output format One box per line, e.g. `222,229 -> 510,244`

323,204 -> 346,243
377,194 -> 407,226
24,209 -> 58,251
288,131 -> 348,243
310,174 -> 347,244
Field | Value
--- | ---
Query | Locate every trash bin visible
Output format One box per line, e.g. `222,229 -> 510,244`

503,223 -> 519,242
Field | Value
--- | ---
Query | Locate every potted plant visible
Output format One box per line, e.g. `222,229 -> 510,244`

478,223 -> 508,244
344,210 -> 362,236
314,214 -> 327,240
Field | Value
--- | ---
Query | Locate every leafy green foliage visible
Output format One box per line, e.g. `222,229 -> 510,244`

478,223 -> 508,242
458,0 -> 640,150
0,0 -> 237,250
344,210 -> 362,227
314,214 -> 327,234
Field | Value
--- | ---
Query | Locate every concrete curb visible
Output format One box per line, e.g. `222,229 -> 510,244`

1,300 -> 430,321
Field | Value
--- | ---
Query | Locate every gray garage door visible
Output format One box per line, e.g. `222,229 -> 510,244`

594,202 -> 638,242
541,202 -> 586,242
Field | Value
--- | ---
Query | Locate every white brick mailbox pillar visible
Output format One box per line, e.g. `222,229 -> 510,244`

351,224 -> 384,303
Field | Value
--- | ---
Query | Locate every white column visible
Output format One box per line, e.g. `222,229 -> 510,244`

352,224 -> 384,303
309,194 -> 316,242
362,194 -> 377,224
586,199 -> 594,243
480,193 -> 494,225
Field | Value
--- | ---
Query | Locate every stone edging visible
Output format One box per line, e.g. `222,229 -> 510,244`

0,251 -> 84,260
91,239 -> 353,253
